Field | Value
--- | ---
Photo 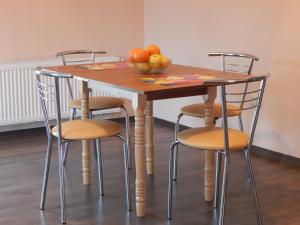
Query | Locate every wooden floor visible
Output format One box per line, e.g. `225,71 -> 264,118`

0,120 -> 300,225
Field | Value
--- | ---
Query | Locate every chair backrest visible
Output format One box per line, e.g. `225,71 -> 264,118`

209,52 -> 260,126
56,50 -> 107,65
208,52 -> 259,75
56,50 -> 106,99
206,74 -> 268,156
35,68 -> 73,142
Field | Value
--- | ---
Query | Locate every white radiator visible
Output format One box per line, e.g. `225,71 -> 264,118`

0,56 -> 121,131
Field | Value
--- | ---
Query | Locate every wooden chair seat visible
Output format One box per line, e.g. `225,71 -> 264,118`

52,119 -> 122,140
69,96 -> 125,110
177,127 -> 248,151
180,103 -> 241,119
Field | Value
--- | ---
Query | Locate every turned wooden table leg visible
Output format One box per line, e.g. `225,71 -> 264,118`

146,101 -> 154,175
203,87 -> 217,201
81,81 -> 91,185
133,94 -> 146,217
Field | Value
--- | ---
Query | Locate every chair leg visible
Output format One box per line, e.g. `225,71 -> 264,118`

62,142 -> 70,165
62,109 -> 76,165
93,140 -> 98,159
121,106 -> 131,170
40,136 -> 53,210
238,114 -> 244,131
218,157 -> 229,225
121,136 -> 132,211
243,150 -> 251,180
173,114 -> 183,181
89,112 -> 98,159
213,151 -> 222,208
58,142 -> 66,224
168,141 -> 179,220
71,108 -> 76,120
244,149 -> 263,225
95,139 -> 104,196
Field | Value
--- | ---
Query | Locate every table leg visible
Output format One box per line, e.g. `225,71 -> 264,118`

203,87 -> 217,201
133,94 -> 146,217
146,101 -> 154,175
81,81 -> 91,185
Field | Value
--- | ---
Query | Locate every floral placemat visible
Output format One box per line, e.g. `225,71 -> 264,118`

79,62 -> 133,71
141,74 -> 217,86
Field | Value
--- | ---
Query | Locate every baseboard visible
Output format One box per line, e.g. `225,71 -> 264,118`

153,117 -> 189,130
153,117 -> 300,167
251,146 -> 300,167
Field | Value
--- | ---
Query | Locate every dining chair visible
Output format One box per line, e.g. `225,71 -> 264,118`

172,52 -> 259,180
35,68 -> 131,224
168,75 -> 268,225
56,50 -> 131,167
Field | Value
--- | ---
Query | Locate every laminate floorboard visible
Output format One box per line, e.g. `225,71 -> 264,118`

0,121 -> 299,225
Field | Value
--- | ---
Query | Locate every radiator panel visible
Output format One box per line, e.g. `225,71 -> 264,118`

0,57 -> 120,128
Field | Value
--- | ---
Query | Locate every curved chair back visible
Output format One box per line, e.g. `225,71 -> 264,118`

209,52 -> 260,131
56,50 -> 106,65
56,50 -> 106,99
35,68 -> 73,143
205,74 -> 268,157
208,52 -> 259,75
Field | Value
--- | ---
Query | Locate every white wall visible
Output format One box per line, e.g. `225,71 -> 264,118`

0,0 -> 144,61
144,0 -> 300,158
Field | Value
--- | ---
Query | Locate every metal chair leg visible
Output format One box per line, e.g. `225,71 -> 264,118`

62,109 -> 76,165
58,142 -> 66,224
62,142 -> 70,165
89,112 -> 98,159
168,141 -> 179,220
40,136 -> 53,210
121,106 -> 131,170
243,150 -> 251,180
95,139 -> 104,196
69,108 -> 76,120
218,157 -> 229,225
238,114 -> 244,131
244,149 -> 263,225
93,140 -> 98,159
173,114 -> 183,181
121,136 -> 132,211
213,151 -> 222,208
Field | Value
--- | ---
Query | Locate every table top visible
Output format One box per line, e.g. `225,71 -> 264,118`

46,62 -> 252,100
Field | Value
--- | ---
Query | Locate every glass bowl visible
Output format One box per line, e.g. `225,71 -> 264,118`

132,59 -> 171,74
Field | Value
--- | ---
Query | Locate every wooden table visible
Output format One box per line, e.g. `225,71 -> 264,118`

46,62 -> 251,217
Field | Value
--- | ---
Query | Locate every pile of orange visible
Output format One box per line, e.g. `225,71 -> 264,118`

128,44 -> 171,73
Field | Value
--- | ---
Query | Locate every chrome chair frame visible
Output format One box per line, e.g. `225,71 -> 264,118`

173,52 -> 259,180
168,75 -> 268,225
56,50 -> 131,168
36,69 -> 131,224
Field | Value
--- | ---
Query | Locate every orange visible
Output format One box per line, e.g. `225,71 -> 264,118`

145,44 -> 161,55
132,48 -> 150,63
128,48 -> 139,62
128,48 -> 150,63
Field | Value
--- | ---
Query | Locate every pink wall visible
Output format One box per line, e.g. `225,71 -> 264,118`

0,0 -> 144,61
144,0 -> 300,158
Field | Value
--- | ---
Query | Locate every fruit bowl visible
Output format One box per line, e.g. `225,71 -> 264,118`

132,59 -> 172,74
